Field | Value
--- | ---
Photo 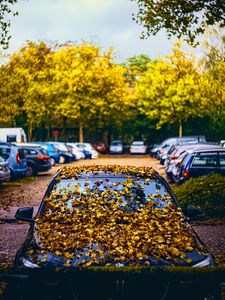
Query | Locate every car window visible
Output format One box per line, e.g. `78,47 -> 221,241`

192,153 -> 218,167
111,141 -> 122,146
24,148 -> 38,155
219,153 -> 225,166
51,177 -> 172,212
132,141 -> 144,146
0,155 -> 5,163
0,147 -> 11,160
54,143 -> 68,151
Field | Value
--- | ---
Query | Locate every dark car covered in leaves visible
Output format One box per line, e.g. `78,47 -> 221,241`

14,165 -> 213,269
7,165 -> 215,300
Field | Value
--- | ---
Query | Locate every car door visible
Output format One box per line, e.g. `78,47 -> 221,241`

189,152 -> 219,178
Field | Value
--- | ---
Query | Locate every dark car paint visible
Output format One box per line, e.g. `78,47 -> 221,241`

17,146 -> 52,174
13,170 -> 213,270
173,148 -> 225,184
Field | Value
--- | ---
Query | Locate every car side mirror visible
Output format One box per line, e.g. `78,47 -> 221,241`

184,205 -> 205,221
15,207 -> 34,223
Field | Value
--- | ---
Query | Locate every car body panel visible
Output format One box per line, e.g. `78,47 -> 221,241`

130,141 -> 147,154
109,140 -> 123,154
0,144 -> 28,179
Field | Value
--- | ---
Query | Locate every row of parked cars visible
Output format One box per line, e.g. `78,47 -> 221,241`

0,141 -> 99,183
150,136 -> 225,184
109,140 -> 148,154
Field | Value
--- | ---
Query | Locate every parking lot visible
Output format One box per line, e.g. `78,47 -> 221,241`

0,155 -> 224,268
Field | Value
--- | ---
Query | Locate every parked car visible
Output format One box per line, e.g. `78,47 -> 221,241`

109,140 -> 123,154
0,143 -> 28,180
7,165 -> 215,299
13,165 -> 213,277
32,142 -> 60,166
152,136 -> 207,158
49,142 -> 75,163
0,155 -> 10,183
130,141 -> 147,154
17,145 -> 52,176
93,142 -> 107,154
172,147 -> 225,184
66,143 -> 85,160
165,143 -> 219,181
74,142 -> 99,159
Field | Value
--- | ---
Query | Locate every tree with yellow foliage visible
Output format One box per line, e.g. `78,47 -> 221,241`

52,42 -> 129,142
136,42 -> 207,137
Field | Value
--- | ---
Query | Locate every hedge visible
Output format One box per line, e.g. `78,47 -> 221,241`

172,173 -> 225,216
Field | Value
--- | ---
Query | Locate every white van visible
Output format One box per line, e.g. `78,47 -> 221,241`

0,128 -> 27,143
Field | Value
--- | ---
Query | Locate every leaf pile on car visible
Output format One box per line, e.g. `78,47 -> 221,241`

32,165 -> 205,267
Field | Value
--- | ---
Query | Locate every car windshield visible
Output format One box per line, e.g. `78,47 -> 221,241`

49,176 -> 172,212
111,141 -> 122,146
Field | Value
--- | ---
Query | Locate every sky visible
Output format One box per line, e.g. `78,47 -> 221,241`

7,0 -> 177,61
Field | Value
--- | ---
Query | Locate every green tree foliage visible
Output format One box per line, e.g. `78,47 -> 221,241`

0,0 -> 18,48
136,42 -> 207,137
122,54 -> 151,87
133,0 -> 225,44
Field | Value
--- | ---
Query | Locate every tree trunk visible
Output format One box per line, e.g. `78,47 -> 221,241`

179,119 -> 183,137
28,120 -> 33,142
79,124 -> 84,143
63,117 -> 67,142
47,115 -> 51,140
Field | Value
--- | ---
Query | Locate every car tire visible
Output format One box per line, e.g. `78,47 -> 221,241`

50,157 -> 56,166
59,155 -> 65,164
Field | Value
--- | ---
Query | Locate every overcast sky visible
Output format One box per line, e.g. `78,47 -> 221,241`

7,0 -> 177,61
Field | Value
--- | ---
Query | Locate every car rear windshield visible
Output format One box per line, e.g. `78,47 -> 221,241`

0,147 -> 11,160
111,141 -> 122,146
50,177 -> 172,212
132,142 -> 144,146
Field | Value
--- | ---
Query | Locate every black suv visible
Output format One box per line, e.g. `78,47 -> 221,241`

17,145 -> 52,176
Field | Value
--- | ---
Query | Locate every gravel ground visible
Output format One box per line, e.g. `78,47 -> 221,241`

0,155 -> 224,268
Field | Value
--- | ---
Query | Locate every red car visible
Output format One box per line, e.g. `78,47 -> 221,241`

93,142 -> 107,154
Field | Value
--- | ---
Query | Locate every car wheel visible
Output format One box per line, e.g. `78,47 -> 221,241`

50,157 -> 56,166
26,166 -> 33,176
59,155 -> 65,164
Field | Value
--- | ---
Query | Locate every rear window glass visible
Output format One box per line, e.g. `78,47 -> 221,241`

54,143 -> 68,151
132,142 -> 144,146
50,177 -> 172,212
23,148 -> 38,155
192,153 -> 218,167
0,147 -> 11,160
111,141 -> 122,146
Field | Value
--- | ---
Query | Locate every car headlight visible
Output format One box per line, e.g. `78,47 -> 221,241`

192,255 -> 213,267
21,257 -> 40,268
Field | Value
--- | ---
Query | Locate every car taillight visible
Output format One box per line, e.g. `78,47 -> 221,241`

54,149 -> 59,153
160,150 -> 164,154
175,161 -> 181,167
182,169 -> 190,179
36,155 -> 49,161
16,152 -> 20,165
170,156 -> 178,160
